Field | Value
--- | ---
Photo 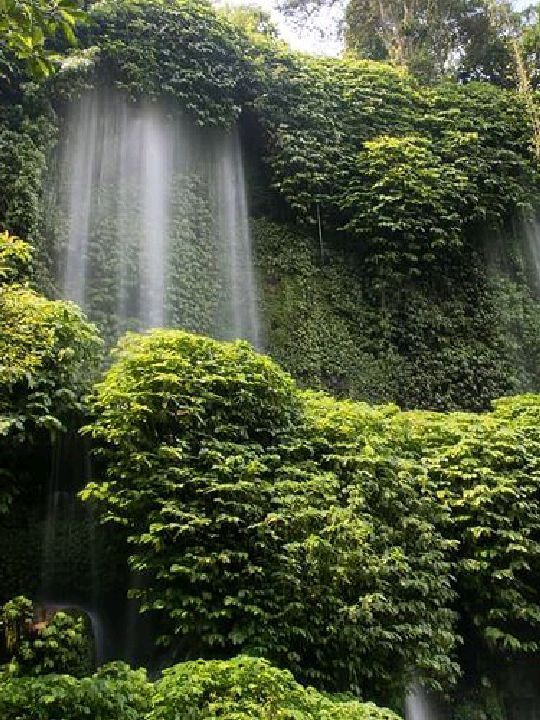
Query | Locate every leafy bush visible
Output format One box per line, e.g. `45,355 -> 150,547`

387,394 -> 540,654
1,596 -> 93,677
0,231 -> 102,511
83,330 -> 456,699
254,51 -> 537,275
0,284 -> 102,443
84,331 -> 540,700
0,231 -> 32,284
149,656 -> 401,720
0,662 -> 152,720
0,105 -> 55,250
342,134 -> 472,271
0,656 -> 398,720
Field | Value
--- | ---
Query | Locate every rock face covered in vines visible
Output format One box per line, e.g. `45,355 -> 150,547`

2,0 -> 539,410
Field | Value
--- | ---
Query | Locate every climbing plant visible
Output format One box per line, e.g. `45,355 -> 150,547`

254,218 -> 540,411
78,0 -> 251,127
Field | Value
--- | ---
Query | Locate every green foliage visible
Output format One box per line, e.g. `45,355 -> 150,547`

83,330 -> 457,698
0,661 -> 152,720
254,218 -> 540,411
0,104 -> 55,250
219,4 -> 279,44
1,597 -> 93,677
342,133 -> 471,271
338,0 -> 481,80
0,0 -> 538,414
0,284 -> 102,442
0,656 -> 397,720
0,231 -> 102,511
0,230 -> 32,284
253,52 -> 538,275
81,0 -> 250,126
280,0 -> 529,88
150,656 -> 400,720
0,0 -> 86,77
54,4 -> 539,276
83,332 -> 540,700
388,394 -> 540,654
453,683 -> 506,720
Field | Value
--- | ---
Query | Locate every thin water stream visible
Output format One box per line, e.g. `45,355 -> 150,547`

404,684 -> 446,720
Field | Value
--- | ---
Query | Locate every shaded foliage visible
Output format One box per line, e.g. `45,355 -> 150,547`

0,232 -> 101,511
1,596 -> 93,677
254,218 -> 540,411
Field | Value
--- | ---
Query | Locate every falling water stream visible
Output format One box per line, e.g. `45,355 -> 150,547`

40,87 -> 262,663
48,87 -> 261,346
404,685 -> 445,720
524,219 -> 540,293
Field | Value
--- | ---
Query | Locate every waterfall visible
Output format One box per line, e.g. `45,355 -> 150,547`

215,131 -> 261,347
404,685 -> 445,720
524,220 -> 540,293
39,435 -> 106,664
48,88 -> 260,346
42,88 -> 262,664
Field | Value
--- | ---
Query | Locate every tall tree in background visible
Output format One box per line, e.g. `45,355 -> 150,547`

280,0 -> 537,85
219,3 -> 279,42
344,0 -> 482,80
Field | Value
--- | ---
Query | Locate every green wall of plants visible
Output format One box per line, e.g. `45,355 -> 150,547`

2,2 -> 540,717
253,218 -> 540,410
0,0 -> 537,412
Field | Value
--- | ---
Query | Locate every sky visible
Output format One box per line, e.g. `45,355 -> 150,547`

218,0 -> 345,55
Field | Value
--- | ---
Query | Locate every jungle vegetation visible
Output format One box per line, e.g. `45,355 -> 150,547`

2,0 -> 540,718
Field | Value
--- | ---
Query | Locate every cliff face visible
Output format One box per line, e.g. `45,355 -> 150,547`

252,215 -> 540,411
2,0 -> 540,412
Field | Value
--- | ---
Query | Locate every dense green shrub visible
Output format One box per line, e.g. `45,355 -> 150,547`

0,230 -> 32,284
386,394 -> 540,654
0,662 -> 152,720
83,332 -> 540,702
83,330 -> 456,699
0,656 -> 398,720
253,51 -> 538,275
1,597 -> 93,677
0,232 -> 101,510
150,656 -> 400,720
342,133 -> 472,270
0,103 -> 56,245
0,283 -> 101,444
